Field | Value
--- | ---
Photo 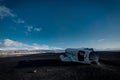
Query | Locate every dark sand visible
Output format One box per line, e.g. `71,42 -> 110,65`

0,51 -> 120,80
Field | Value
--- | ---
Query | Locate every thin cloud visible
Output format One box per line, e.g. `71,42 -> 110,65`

25,26 -> 33,32
0,5 -> 16,19
98,39 -> 105,42
57,42 -> 65,44
0,5 -> 41,35
13,18 -> 25,24
34,27 -> 42,32
25,26 -> 42,32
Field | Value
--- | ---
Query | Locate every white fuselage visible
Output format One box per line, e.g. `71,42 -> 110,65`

59,48 -> 99,64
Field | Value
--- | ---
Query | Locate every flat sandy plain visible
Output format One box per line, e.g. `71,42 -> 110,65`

0,51 -> 120,80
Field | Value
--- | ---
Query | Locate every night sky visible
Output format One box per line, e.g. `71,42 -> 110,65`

0,0 -> 120,50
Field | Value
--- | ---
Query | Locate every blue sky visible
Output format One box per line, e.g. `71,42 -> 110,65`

0,0 -> 120,50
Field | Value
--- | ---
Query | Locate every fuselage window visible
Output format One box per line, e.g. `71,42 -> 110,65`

78,51 -> 85,61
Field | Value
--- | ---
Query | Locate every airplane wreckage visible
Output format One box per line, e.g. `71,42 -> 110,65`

59,48 -> 99,64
